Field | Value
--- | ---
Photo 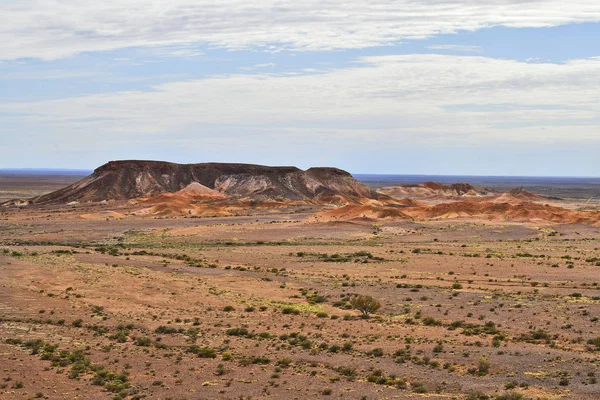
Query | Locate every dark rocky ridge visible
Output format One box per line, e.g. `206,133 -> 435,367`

30,160 -> 378,204
413,181 -> 483,195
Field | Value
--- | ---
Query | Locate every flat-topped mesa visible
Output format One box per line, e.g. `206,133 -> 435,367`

95,160 -> 302,175
31,160 -> 379,205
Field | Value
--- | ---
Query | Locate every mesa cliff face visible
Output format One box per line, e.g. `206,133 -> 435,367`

31,160 -> 378,204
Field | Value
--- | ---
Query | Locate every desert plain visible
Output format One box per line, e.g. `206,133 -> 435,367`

1,170 -> 600,400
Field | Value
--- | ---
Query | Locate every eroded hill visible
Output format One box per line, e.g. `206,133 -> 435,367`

27,160 -> 382,205
378,181 -> 495,200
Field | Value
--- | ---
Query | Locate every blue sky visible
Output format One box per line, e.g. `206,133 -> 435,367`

1,1 -> 599,176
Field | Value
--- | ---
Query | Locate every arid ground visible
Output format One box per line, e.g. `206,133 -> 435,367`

1,175 -> 600,400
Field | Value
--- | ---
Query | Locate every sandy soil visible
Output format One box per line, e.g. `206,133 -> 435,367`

1,188 -> 600,399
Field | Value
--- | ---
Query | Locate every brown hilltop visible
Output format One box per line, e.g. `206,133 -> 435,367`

378,181 -> 494,200
30,160 -> 381,205
507,187 -> 540,198
404,200 -> 600,225
318,199 -> 600,226
419,181 -> 475,193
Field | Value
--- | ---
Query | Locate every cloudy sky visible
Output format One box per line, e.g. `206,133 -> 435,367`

1,1 -> 599,175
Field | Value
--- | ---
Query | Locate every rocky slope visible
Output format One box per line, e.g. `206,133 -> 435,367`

29,160 -> 381,205
378,181 -> 495,200
318,200 -> 600,226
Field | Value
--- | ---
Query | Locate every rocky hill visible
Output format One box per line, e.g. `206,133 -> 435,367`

378,181 -> 494,200
317,199 -> 600,226
29,160 -> 381,205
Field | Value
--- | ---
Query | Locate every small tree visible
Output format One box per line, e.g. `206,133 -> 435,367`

349,295 -> 381,317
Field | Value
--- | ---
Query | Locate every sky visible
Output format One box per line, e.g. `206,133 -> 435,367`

0,1 -> 599,176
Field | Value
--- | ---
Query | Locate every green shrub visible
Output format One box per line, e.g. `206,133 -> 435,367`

154,325 -> 179,334
495,392 -> 524,400
226,327 -> 249,336
349,295 -> 381,317
276,358 -> 293,367
477,357 -> 491,376
422,317 -> 442,326
187,345 -> 217,358
367,348 -> 384,357
134,337 -> 152,347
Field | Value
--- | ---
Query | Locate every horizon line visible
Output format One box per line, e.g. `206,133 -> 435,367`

0,168 -> 599,180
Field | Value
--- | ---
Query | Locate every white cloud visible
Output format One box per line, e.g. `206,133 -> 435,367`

2,54 -> 599,147
428,45 -> 482,53
1,1 -> 600,60
240,63 -> 277,71
137,45 -> 204,58
253,63 -> 276,68
0,69 -> 97,80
